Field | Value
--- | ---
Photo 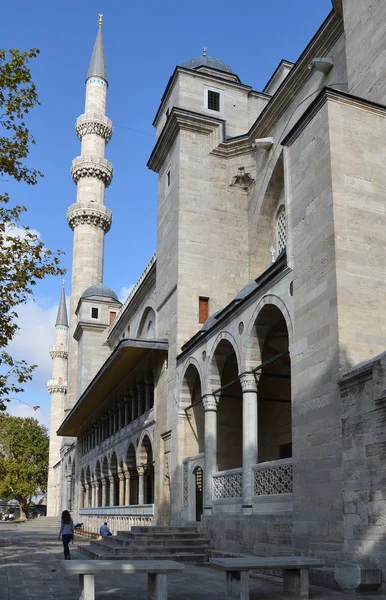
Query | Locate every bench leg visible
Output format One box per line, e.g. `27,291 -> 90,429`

283,568 -> 309,598
79,574 -> 95,600
148,573 -> 167,600
225,571 -> 249,600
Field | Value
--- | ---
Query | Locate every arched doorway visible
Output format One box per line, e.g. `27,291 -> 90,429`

110,452 -> 119,506
253,304 -> 292,461
193,466 -> 203,521
139,435 -> 154,504
210,339 -> 242,471
181,364 -> 205,456
126,443 -> 138,505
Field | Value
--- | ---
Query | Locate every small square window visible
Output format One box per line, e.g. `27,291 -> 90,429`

167,169 -> 171,187
91,307 -> 99,319
207,90 -> 220,112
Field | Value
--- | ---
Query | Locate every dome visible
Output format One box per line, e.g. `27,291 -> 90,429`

182,54 -> 233,74
235,281 -> 258,301
81,283 -> 119,302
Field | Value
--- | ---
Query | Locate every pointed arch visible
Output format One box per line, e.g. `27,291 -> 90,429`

137,307 -> 156,339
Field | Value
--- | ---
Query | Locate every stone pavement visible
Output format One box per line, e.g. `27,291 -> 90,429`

1,522 -> 386,600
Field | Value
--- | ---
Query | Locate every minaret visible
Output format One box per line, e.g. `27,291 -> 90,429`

47,283 -> 69,516
66,14 -> 113,410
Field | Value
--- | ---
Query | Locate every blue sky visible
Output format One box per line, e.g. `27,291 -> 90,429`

3,0 -> 332,426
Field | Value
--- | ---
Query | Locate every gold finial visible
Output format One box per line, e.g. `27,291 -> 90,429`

202,46 -> 207,56
98,12 -> 103,27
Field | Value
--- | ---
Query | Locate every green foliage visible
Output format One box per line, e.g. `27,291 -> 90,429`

0,48 -> 65,410
0,413 -> 49,517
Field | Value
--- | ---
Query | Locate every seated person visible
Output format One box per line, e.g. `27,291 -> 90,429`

99,522 -> 112,537
74,522 -> 84,530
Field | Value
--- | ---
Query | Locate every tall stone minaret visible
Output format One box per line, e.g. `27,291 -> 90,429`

47,283 -> 69,516
66,14 -> 113,410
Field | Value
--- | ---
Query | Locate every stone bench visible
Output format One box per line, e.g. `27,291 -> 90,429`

62,559 -> 184,600
210,556 -> 324,600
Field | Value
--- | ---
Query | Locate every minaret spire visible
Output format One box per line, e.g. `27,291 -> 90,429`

46,283 -> 69,516
56,280 -> 68,327
87,15 -> 108,83
66,16 -> 113,411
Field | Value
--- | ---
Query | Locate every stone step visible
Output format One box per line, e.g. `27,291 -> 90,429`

111,536 -> 210,548
116,531 -> 208,542
89,540 -> 210,556
131,526 -> 199,533
78,545 -> 208,563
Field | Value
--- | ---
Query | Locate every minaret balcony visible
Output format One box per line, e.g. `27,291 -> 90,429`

71,155 -> 113,187
76,113 -> 113,143
49,345 -> 69,359
47,379 -> 68,395
67,202 -> 112,232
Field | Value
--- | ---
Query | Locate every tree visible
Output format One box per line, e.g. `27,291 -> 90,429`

0,48 -> 65,410
0,413 -> 49,519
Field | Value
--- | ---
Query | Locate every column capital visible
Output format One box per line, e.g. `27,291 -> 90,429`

137,382 -> 146,392
137,466 -> 145,476
108,475 -> 115,484
202,394 -> 219,412
240,371 -> 260,393
101,478 -> 107,485
118,472 -> 125,481
124,470 -> 130,480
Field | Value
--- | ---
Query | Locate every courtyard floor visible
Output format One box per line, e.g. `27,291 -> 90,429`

1,522 -> 386,600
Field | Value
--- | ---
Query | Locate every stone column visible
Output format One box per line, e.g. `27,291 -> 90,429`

119,473 -> 125,506
137,383 -> 146,416
131,389 -> 137,421
109,412 -> 113,437
118,401 -> 123,430
124,393 -> 130,425
79,486 -> 85,509
124,471 -> 130,506
84,483 -> 90,508
240,372 -> 260,514
113,408 -> 118,433
145,377 -> 154,411
202,394 -> 219,515
138,467 -> 145,505
101,478 -> 107,507
109,476 -> 115,507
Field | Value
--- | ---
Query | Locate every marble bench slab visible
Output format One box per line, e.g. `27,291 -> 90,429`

63,559 -> 184,600
210,556 -> 324,600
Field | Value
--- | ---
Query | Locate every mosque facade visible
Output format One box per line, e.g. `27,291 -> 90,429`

47,0 -> 386,583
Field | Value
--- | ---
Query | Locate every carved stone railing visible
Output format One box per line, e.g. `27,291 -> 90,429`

253,458 -> 293,496
67,202 -> 112,232
213,468 -> 242,499
49,345 -> 68,359
79,505 -> 154,534
47,379 -> 68,395
76,113 -> 113,143
71,155 -> 113,187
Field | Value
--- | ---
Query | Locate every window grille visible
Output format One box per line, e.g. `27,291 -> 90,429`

276,206 -> 286,254
91,307 -> 99,319
207,90 -> 220,111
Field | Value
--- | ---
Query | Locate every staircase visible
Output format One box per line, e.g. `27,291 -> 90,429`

24,516 -> 61,529
78,526 -> 211,563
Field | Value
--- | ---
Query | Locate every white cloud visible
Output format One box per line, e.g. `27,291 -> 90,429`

3,225 -> 42,244
119,285 -> 134,303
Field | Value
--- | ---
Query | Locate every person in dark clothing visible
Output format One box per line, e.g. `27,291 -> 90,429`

58,510 -> 74,560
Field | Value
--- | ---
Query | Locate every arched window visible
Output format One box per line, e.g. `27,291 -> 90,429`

276,205 -> 286,254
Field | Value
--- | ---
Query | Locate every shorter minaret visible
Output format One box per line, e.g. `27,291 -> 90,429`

47,283 -> 69,516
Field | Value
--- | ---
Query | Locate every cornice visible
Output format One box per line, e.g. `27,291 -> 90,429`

49,345 -> 68,359
47,380 -> 68,395
73,320 -> 109,341
148,108 -> 225,173
282,87 -> 386,147
210,12 -> 343,157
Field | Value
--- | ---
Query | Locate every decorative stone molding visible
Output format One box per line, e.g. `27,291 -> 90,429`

47,379 -> 68,394
230,167 -> 255,191
137,466 -> 145,476
202,394 -> 219,412
240,372 -> 260,394
213,469 -> 243,499
75,113 -> 113,143
67,202 -> 112,232
71,155 -> 113,187
49,345 -> 68,359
